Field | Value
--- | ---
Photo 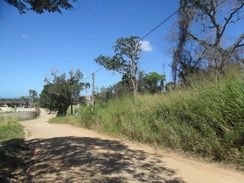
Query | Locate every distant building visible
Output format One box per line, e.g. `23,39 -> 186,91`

0,99 -> 28,108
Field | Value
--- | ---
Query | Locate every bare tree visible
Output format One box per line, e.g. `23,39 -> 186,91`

172,0 -> 201,84
186,0 -> 244,71
171,0 -> 244,84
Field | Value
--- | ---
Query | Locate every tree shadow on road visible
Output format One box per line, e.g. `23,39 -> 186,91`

1,137 -> 185,183
0,138 -> 31,182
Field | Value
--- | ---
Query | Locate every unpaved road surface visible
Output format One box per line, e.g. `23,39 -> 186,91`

19,109 -> 244,183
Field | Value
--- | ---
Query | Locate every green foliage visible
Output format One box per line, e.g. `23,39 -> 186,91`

49,114 -> 78,126
76,68 -> 244,166
39,84 -> 59,112
95,71 -> 166,101
79,96 -> 87,105
95,36 -> 141,75
165,82 -> 175,92
143,72 -> 165,94
0,117 -> 24,142
5,0 -> 73,14
95,36 -> 142,102
39,70 -> 88,116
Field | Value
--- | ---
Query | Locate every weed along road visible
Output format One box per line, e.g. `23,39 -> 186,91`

20,109 -> 244,183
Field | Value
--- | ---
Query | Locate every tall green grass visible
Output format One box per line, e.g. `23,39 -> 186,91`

76,67 -> 244,166
49,114 -> 79,126
0,117 -> 24,142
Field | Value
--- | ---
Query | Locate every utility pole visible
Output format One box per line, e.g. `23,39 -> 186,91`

28,90 -> 32,108
91,73 -> 95,112
85,85 -> 89,106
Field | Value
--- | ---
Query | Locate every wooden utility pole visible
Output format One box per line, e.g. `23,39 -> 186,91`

28,90 -> 32,108
91,73 -> 95,112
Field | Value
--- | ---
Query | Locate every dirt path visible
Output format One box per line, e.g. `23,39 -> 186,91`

19,109 -> 244,183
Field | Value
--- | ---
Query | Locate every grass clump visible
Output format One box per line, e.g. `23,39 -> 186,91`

49,114 -> 79,126
76,68 -> 244,167
0,117 -> 24,142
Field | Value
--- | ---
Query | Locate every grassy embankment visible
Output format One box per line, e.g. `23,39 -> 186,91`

0,117 -> 24,142
0,109 -> 40,142
0,110 -> 40,181
0,117 -> 27,181
50,68 -> 244,167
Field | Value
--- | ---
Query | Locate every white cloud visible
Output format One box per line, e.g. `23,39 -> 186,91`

140,40 -> 153,52
21,34 -> 30,40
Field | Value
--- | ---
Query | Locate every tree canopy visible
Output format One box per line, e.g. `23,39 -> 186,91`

39,84 -> 59,112
143,72 -> 166,94
39,70 -> 89,116
95,36 -> 142,102
5,0 -> 74,14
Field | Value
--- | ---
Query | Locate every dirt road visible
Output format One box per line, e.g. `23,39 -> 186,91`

20,109 -> 244,183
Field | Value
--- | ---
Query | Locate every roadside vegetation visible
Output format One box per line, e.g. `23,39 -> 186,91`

0,117 -> 27,182
0,117 -> 24,142
50,67 -> 244,168
49,114 -> 79,126
39,70 -> 89,116
44,0 -> 244,168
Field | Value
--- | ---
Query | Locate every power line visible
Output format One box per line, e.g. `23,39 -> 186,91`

91,73 -> 95,112
95,52 -> 166,90
140,0 -> 227,42
83,67 -> 104,81
139,52 -> 165,67
85,0 -> 227,82
96,73 -> 115,88
84,9 -> 184,85
83,7 -> 180,83
87,0 -> 231,93
139,9 -> 179,41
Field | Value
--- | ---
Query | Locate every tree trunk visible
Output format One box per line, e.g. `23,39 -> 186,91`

131,78 -> 137,104
70,103 -> 73,115
57,103 -> 69,116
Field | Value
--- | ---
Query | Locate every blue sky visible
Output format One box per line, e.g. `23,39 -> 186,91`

0,0 -> 243,98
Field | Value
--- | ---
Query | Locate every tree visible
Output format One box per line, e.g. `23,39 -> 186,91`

143,72 -> 166,94
185,0 -> 244,72
95,36 -> 141,102
68,70 -> 90,115
29,89 -> 37,107
137,71 -> 146,93
172,0 -> 199,85
39,84 -> 58,112
39,69 -> 89,116
79,96 -> 87,105
5,0 -> 73,14
171,0 -> 244,84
